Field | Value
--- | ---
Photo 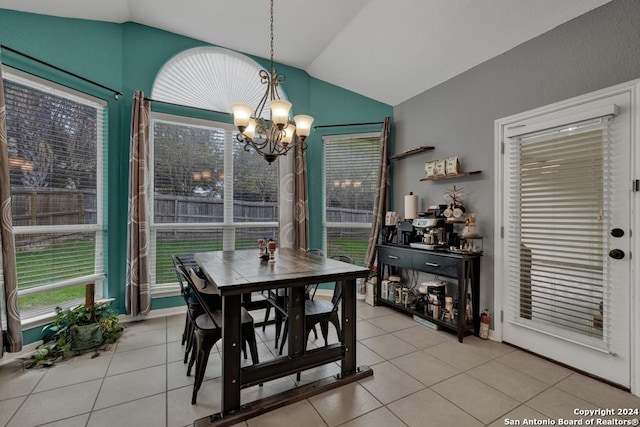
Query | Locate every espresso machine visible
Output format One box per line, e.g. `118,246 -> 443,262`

409,205 -> 455,250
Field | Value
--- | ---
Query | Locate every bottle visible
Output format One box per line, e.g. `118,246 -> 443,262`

479,309 -> 490,340
465,293 -> 473,323
388,282 -> 396,302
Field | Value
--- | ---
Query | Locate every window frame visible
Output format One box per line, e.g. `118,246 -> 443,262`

322,132 -> 381,265
149,112 -> 279,297
2,67 -> 107,326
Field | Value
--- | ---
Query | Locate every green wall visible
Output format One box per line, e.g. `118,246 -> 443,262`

0,10 -> 392,343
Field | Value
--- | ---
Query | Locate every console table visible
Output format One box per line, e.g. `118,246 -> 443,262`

375,244 -> 481,342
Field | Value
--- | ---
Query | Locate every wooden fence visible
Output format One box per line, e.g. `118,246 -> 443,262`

11,189 -> 371,235
11,188 -> 97,227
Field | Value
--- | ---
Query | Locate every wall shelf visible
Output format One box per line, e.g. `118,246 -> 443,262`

420,171 -> 482,181
390,146 -> 434,160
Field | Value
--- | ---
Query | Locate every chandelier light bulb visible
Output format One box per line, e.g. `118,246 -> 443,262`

281,124 -> 296,145
270,100 -> 291,129
294,115 -> 314,140
244,118 -> 257,139
231,103 -> 253,131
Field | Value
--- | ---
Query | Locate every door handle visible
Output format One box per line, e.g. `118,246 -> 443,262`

425,262 -> 440,267
611,228 -> 624,238
388,255 -> 399,260
609,249 -> 625,260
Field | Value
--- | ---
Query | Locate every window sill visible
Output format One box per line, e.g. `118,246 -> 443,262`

21,298 -> 115,331
151,284 -> 181,299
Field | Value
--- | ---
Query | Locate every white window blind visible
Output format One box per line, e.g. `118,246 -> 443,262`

150,114 -> 278,287
3,69 -> 106,316
507,117 -> 612,345
323,133 -> 381,265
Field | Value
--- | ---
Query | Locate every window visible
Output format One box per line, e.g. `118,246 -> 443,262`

2,68 -> 106,320
323,133 -> 381,265
150,113 -> 278,289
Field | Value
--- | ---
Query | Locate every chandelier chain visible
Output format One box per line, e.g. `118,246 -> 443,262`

270,0 -> 275,72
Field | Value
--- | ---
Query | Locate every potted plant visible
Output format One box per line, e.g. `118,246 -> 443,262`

21,301 -> 123,369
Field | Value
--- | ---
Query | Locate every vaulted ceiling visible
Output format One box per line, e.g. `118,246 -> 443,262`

0,0 -> 611,105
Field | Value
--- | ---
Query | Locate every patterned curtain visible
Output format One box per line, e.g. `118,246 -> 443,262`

278,135 -> 309,250
0,61 -> 22,356
364,116 -> 391,268
125,91 -> 151,316
293,138 -> 309,251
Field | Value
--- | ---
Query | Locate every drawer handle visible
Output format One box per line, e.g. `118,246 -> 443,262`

425,262 -> 440,267
388,255 -> 400,260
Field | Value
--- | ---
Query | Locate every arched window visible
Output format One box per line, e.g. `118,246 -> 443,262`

151,46 -> 286,119
148,47 -> 283,288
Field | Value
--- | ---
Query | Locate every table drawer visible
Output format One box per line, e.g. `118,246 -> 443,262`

377,246 -> 415,269
412,252 -> 459,278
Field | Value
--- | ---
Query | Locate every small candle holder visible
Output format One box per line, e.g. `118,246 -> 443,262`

267,241 -> 277,263
258,239 -> 269,262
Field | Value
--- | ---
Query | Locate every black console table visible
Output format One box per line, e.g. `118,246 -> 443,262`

375,244 -> 481,342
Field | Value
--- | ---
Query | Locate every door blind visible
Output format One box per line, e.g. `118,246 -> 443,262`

506,117 -> 612,348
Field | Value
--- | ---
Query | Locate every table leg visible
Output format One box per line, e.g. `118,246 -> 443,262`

341,278 -> 357,376
287,286 -> 305,357
221,294 -> 242,415
457,261 -> 468,343
471,258 -> 481,337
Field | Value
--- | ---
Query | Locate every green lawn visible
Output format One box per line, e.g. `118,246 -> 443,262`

17,236 -> 371,312
16,240 -> 95,311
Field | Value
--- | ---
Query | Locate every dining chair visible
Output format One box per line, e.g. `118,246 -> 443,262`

280,279 -> 347,382
262,249 -> 325,348
174,254 -> 263,363
171,255 -> 202,364
175,264 -> 260,404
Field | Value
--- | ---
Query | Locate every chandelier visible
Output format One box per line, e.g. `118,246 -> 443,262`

231,0 -> 314,164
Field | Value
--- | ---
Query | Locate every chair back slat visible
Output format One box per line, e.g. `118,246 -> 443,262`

172,255 -> 191,302
331,280 -> 345,308
176,265 -> 222,329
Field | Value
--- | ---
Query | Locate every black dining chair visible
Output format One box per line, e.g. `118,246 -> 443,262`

281,279 -> 347,383
263,249 -> 325,349
171,255 -> 202,364
172,258 -> 260,404
173,254 -> 262,364
278,279 -> 346,355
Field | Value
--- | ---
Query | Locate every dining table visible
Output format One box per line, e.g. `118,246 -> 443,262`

192,248 -> 373,426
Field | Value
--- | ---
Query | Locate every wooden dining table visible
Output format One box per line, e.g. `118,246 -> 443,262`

192,248 -> 372,426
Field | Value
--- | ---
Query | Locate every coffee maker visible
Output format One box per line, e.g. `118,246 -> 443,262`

409,205 -> 455,250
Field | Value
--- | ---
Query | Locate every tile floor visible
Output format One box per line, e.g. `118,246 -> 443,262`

1,301 -> 639,427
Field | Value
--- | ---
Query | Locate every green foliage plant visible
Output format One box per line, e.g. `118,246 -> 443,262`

21,301 -> 123,369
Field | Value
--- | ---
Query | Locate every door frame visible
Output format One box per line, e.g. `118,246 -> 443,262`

493,78 -> 640,397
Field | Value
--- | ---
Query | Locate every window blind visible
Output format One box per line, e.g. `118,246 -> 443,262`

506,117 -> 611,346
3,69 -> 106,314
323,133 -> 380,265
150,115 -> 279,286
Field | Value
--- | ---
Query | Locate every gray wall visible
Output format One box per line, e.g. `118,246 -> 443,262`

392,0 -> 640,318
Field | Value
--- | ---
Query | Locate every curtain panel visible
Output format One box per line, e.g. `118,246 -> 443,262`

293,139 -> 309,251
278,135 -> 309,251
126,91 -> 151,316
364,117 -> 391,268
0,61 -> 22,356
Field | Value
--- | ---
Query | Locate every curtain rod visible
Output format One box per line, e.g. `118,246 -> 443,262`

0,45 -> 123,99
143,97 -> 231,116
313,121 -> 383,130
145,99 -> 385,130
